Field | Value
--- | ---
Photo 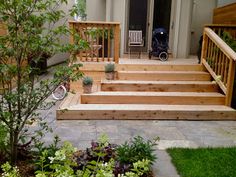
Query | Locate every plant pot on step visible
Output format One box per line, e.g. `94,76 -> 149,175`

83,84 -> 92,94
82,76 -> 93,94
105,63 -> 115,80
105,72 -> 115,80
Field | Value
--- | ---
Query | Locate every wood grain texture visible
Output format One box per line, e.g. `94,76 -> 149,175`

56,104 -> 236,120
81,92 -> 225,105
101,80 -> 219,92
213,3 -> 236,24
117,71 -> 211,81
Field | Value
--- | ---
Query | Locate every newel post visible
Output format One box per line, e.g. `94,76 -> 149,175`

225,59 -> 235,106
200,28 -> 208,64
114,24 -> 120,64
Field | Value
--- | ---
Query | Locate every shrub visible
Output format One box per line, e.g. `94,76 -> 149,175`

105,63 -> 115,73
83,76 -> 93,86
116,136 -> 158,164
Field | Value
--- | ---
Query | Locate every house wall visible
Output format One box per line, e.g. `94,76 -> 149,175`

48,0 -> 75,66
112,0 -> 126,56
190,0 -> 217,54
217,0 -> 236,7
175,0 -> 193,58
86,0 -> 106,21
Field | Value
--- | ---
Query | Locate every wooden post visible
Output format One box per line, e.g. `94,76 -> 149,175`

225,59 -> 235,106
201,29 -> 208,64
114,24 -> 120,64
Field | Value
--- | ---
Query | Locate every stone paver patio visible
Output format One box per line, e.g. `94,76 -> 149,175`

37,101 -> 236,177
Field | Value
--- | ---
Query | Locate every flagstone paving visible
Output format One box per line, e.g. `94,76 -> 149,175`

37,101 -> 236,177
37,61 -> 236,177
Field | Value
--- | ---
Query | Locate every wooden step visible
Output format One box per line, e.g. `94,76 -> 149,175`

57,104 -> 236,120
58,92 -> 81,109
117,71 -> 211,81
80,63 -> 205,71
81,92 -> 225,105
101,80 -> 219,92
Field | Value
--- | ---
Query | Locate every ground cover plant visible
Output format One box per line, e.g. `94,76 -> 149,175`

167,147 -> 236,177
0,135 -> 158,177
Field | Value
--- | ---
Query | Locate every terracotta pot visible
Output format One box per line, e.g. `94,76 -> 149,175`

83,84 -> 92,93
105,72 -> 115,80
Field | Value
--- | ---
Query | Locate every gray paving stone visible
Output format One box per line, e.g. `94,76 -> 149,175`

153,150 -> 180,177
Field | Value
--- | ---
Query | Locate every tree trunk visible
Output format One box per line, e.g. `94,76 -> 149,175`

10,131 -> 18,165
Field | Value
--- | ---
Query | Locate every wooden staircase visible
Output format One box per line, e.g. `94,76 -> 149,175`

57,64 -> 236,120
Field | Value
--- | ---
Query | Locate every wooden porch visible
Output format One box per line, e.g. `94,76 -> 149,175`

57,17 -> 236,120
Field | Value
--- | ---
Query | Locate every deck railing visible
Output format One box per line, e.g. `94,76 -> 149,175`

69,21 -> 120,63
201,26 -> 236,106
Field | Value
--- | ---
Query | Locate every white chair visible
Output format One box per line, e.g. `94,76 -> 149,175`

128,30 -> 144,58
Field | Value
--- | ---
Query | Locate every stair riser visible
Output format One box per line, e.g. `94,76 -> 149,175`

118,73 -> 211,81
81,95 -> 225,105
57,110 -> 236,120
101,83 -> 219,92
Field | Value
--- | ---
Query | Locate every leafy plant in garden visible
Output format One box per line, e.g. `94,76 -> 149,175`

35,141 -> 77,177
221,31 -> 236,52
71,0 -> 87,21
0,0 -> 87,164
116,136 -> 158,165
1,162 -> 20,177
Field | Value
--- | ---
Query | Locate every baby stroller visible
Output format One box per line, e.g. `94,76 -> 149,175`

149,28 -> 169,61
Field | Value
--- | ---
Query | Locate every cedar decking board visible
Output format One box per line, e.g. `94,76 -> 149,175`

101,80 -> 219,92
57,63 -> 236,120
117,71 -> 211,81
57,104 -> 236,120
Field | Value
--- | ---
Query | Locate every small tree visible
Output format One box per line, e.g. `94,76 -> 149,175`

0,0 -> 86,164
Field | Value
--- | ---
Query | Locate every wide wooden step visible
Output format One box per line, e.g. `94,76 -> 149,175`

80,63 -> 205,71
101,80 -> 219,92
81,92 -> 225,105
117,71 -> 211,81
57,104 -> 236,120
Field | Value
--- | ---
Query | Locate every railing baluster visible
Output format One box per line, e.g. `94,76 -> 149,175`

224,56 -> 228,85
102,26 -> 105,61
108,26 -> 111,61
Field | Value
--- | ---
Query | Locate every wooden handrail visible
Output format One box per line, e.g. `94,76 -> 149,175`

204,28 -> 236,61
201,27 -> 236,106
69,20 -> 120,25
69,21 -> 120,63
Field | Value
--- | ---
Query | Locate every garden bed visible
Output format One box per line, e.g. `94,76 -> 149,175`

1,135 -> 158,177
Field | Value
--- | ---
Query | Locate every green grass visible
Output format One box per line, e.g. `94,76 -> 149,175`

167,147 -> 236,177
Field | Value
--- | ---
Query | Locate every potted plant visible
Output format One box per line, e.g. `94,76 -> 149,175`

105,63 -> 115,80
82,76 -> 93,93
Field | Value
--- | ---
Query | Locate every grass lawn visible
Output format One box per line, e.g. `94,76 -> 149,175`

167,147 -> 236,177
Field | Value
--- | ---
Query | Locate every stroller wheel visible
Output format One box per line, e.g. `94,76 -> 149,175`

159,52 -> 168,61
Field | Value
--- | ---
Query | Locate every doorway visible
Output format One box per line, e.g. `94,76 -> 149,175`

127,0 -> 148,52
126,0 -> 173,55
152,0 -> 172,34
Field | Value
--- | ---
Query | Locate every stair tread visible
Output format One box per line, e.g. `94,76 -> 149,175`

101,80 -> 216,84
83,91 -> 224,97
118,71 -> 209,74
68,104 -> 235,111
